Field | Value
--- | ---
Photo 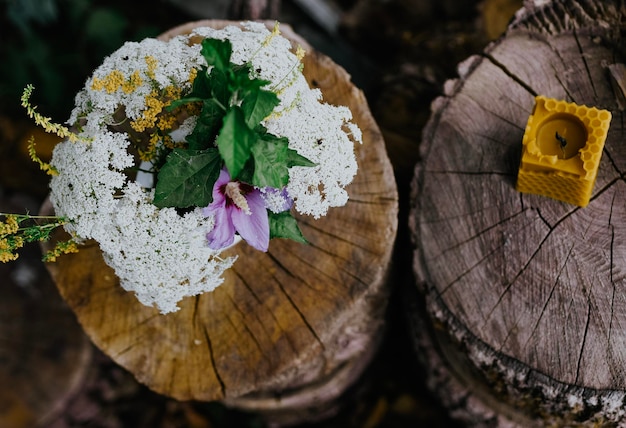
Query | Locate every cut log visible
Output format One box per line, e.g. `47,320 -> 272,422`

43,20 -> 398,426
409,0 -> 626,425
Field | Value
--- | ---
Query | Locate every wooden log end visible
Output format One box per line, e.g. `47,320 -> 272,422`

410,0 -> 626,425
43,19 -> 398,426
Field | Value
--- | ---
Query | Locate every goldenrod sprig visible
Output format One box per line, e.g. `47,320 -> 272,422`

248,20 -> 282,61
43,239 -> 79,263
0,213 -> 77,262
21,84 -> 89,143
27,136 -> 58,176
269,44 -> 306,95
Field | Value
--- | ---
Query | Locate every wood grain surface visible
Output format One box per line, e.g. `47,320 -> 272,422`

411,0 -> 626,424
44,20 -> 398,415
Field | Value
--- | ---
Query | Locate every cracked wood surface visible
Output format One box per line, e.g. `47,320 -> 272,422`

411,0 -> 626,422
45,20 -> 398,407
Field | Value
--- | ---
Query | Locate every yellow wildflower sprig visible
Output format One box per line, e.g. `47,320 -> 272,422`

21,84 -> 91,177
43,239 -> 79,263
266,91 -> 303,122
27,136 -> 58,176
0,213 -> 76,263
21,85 -> 86,143
269,44 -> 306,95
263,21 -> 281,47
247,21 -> 284,64
130,85 -> 183,133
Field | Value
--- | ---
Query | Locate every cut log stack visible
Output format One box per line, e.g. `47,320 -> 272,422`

43,21 -> 398,427
409,0 -> 626,426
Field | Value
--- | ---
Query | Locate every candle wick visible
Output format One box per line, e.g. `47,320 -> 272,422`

555,131 -> 567,147
555,131 -> 567,158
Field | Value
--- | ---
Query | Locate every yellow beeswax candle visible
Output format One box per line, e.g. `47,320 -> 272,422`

516,96 -> 611,207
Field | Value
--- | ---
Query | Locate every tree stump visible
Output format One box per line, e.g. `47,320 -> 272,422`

409,0 -> 626,425
43,20 -> 398,426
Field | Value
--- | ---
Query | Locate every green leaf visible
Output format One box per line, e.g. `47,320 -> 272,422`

248,131 -> 316,188
250,137 -> 290,188
153,148 -> 222,208
216,107 -> 255,180
230,64 -> 270,95
166,69 -> 210,111
167,67 -> 228,111
167,96 -> 204,110
201,38 -> 231,72
188,66 -> 213,98
209,68 -> 230,107
186,99 -> 224,150
241,89 -> 279,129
287,147 -> 317,168
236,157 -> 255,185
269,211 -> 308,244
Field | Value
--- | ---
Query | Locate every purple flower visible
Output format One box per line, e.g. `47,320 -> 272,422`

204,169 -> 269,252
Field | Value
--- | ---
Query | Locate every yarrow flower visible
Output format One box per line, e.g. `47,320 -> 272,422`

204,169 -> 270,252
16,21 -> 361,313
261,187 -> 293,213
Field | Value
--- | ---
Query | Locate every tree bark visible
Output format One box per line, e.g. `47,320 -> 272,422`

410,0 -> 626,425
44,20 -> 397,426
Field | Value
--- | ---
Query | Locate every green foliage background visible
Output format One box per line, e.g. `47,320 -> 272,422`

0,0 -> 192,120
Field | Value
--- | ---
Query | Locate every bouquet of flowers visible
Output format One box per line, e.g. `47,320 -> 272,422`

2,22 -> 361,314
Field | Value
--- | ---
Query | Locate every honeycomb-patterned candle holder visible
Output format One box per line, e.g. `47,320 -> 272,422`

516,95 -> 612,207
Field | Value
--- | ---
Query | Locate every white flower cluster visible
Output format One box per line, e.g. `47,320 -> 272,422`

96,184 -> 233,314
50,133 -> 236,314
50,22 -> 360,313
193,22 -> 361,218
69,37 -> 202,135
